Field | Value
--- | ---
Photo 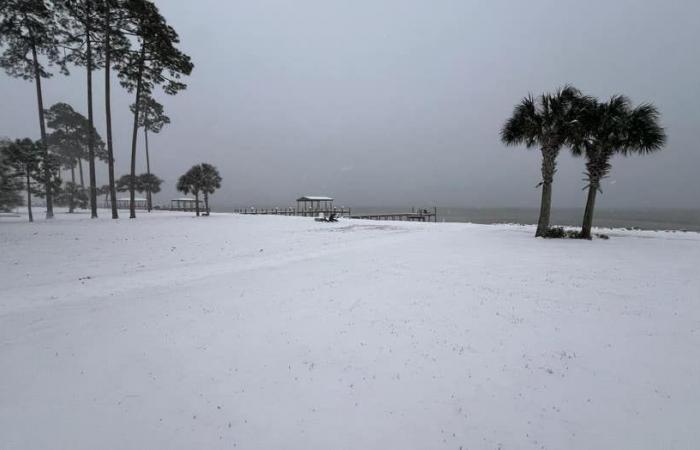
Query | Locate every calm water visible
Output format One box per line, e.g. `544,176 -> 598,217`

225,205 -> 700,232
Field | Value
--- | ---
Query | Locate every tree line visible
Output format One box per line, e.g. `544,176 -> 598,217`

501,86 -> 666,239
0,0 -> 216,221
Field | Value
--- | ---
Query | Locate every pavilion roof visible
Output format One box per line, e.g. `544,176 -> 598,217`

296,196 -> 333,202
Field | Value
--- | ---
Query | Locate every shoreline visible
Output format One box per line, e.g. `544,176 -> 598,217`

2,207 -> 700,235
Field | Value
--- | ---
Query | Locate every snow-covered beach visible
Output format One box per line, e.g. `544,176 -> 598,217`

1,210 -> 699,449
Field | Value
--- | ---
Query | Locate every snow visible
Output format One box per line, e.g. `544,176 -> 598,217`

1,209 -> 699,449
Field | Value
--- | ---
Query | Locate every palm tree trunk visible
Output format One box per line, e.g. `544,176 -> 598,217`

86,4 -> 98,219
535,147 -> 557,237
31,41 -> 53,219
26,170 -> 33,222
195,191 -> 200,217
78,157 -> 84,187
104,1 -> 118,219
203,192 -> 210,215
69,163 -> 76,213
144,124 -> 151,212
580,179 -> 599,239
129,42 -> 147,219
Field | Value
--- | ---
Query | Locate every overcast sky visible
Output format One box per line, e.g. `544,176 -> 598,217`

1,0 -> 699,210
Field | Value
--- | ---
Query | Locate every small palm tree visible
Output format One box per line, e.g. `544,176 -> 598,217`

139,173 -> 163,211
199,163 -> 221,214
177,165 -> 204,217
573,96 -> 666,239
501,86 -> 585,237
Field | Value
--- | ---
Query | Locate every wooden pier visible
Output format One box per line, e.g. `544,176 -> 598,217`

233,196 -> 436,222
350,207 -> 438,222
232,207 -> 351,217
232,206 -> 438,222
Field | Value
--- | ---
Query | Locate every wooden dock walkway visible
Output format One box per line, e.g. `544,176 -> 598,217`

233,206 -> 438,222
232,207 -> 351,217
350,207 -> 437,222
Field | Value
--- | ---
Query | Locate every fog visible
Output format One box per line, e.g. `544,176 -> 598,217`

1,0 -> 699,210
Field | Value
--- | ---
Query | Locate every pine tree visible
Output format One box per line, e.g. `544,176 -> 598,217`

118,0 -> 193,219
45,102 -> 106,212
0,0 -> 66,219
3,138 -> 42,221
130,94 -> 169,211
102,0 -> 131,219
0,139 -> 24,212
57,0 -> 107,218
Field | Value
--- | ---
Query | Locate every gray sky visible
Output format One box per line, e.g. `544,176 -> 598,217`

2,0 -> 699,210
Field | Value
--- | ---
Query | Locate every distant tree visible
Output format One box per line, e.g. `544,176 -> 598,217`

176,165 -> 204,217
138,172 -> 162,208
115,173 -> 132,192
199,163 -> 221,214
118,0 -> 193,219
501,86 -> 586,237
177,164 -> 221,216
55,181 -> 88,211
0,139 -> 24,212
115,172 -> 161,202
97,183 -> 111,205
3,138 -> 42,221
0,0 -> 67,218
130,94 -> 169,211
572,96 -> 666,239
31,147 -> 62,210
46,102 -> 106,211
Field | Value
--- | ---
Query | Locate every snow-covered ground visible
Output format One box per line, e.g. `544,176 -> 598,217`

1,209 -> 699,449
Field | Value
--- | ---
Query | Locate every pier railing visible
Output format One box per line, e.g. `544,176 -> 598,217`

232,207 -> 352,217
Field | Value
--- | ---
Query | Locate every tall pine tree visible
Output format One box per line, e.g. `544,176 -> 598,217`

57,0 -> 105,218
130,94 -> 169,211
118,0 -> 192,218
102,0 -> 131,219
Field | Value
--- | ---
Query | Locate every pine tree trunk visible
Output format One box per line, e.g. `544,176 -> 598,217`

535,147 -> 557,237
86,4 -> 98,219
195,191 -> 200,217
31,41 -> 53,219
144,124 -> 151,212
69,163 -> 76,213
26,170 -> 33,222
580,180 -> 599,240
129,43 -> 147,219
104,1 -> 118,219
78,157 -> 84,187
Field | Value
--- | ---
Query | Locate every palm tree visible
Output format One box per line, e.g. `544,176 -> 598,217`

138,172 -> 162,208
176,165 -> 203,217
573,96 -> 666,239
199,163 -> 221,214
501,86 -> 585,237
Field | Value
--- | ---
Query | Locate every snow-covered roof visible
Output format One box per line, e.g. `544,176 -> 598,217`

172,197 -> 199,202
297,196 -> 333,202
118,197 -> 146,201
